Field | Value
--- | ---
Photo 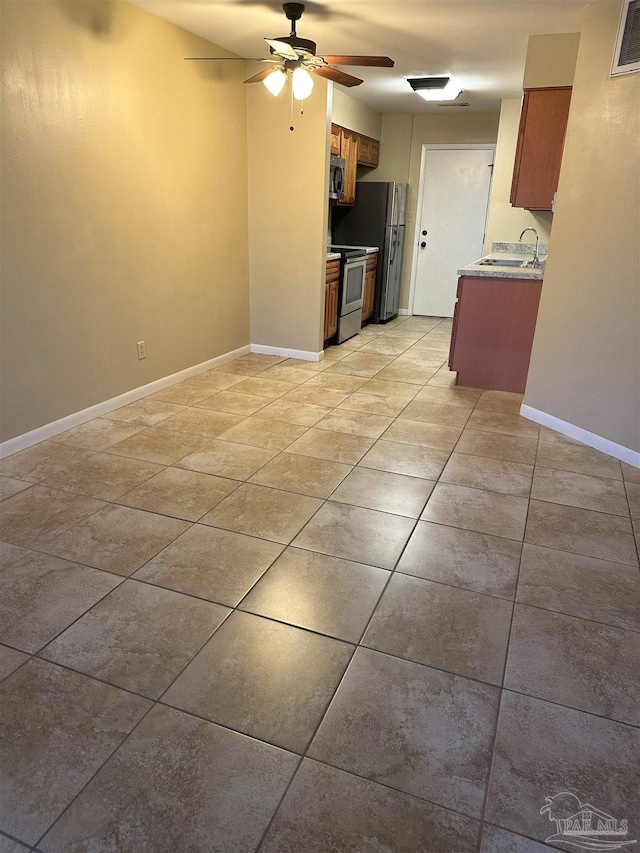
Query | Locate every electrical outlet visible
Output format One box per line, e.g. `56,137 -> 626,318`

136,341 -> 146,360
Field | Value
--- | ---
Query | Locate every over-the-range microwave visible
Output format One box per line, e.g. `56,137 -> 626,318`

329,154 -> 345,201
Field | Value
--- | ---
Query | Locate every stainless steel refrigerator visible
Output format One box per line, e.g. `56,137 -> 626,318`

332,182 -> 408,322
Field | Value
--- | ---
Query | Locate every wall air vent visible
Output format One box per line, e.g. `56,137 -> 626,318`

611,0 -> 640,76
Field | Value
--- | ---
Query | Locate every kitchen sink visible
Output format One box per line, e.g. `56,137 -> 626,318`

477,257 -> 530,267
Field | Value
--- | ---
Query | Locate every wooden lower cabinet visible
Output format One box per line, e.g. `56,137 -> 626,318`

362,252 -> 378,324
448,275 -> 542,393
324,259 -> 340,342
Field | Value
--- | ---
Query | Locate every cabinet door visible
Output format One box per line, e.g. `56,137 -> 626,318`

511,87 -> 572,211
362,253 -> 378,324
324,279 -> 339,340
336,130 -> 358,206
330,124 -> 342,156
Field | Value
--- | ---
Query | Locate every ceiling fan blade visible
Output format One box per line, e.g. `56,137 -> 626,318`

265,38 -> 299,61
322,56 -> 394,67
184,57 -> 267,61
243,68 -> 277,84
314,66 -> 364,87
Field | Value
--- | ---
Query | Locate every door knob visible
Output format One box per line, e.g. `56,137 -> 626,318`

420,241 -> 427,249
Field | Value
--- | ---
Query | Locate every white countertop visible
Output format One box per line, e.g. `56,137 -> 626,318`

326,252 -> 341,261
328,245 -> 379,256
458,252 -> 545,280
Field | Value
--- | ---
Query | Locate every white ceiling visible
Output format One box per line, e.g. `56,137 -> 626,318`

128,0 -> 588,113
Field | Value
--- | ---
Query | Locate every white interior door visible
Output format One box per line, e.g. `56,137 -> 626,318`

412,147 -> 493,317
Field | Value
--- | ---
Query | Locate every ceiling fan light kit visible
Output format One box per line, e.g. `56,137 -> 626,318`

408,76 -> 463,101
186,3 -> 394,113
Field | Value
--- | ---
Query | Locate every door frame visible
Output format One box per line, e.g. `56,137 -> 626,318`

407,143 -> 496,316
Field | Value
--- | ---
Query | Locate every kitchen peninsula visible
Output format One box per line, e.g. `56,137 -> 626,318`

449,242 -> 546,393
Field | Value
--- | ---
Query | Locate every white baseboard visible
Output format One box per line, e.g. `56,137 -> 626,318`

0,344 -> 251,459
520,404 -> 640,469
397,308 -> 411,316
250,344 -> 323,362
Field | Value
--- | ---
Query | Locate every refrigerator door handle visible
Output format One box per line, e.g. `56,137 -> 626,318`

389,226 -> 397,264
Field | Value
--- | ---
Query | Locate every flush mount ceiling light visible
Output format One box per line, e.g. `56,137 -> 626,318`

408,76 -> 463,101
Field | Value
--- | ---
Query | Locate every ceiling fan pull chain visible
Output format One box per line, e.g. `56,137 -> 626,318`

289,83 -> 295,132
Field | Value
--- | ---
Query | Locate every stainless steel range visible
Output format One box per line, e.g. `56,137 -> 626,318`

328,246 -> 366,344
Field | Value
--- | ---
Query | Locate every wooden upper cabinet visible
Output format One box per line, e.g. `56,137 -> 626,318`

336,128 -> 359,207
330,124 -> 342,156
357,136 -> 380,168
510,86 -> 572,211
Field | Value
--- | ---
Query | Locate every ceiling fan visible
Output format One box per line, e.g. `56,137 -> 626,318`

186,2 -> 394,97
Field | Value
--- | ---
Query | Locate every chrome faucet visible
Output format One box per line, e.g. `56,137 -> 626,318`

519,227 -> 541,268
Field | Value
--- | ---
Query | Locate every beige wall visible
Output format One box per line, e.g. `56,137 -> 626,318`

331,89 -> 382,140
524,33 -> 581,88
247,75 -> 329,354
366,113 -> 500,308
524,0 -> 639,453
0,0 -> 250,442
483,99 -> 553,251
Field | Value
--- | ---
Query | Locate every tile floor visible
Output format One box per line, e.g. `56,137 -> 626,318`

1,315 -> 639,852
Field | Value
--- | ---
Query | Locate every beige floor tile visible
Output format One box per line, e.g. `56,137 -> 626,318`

176,439 -> 277,480
256,399 -> 331,426
283,385 -> 350,408
156,408 -> 244,438
0,658 -> 150,845
358,379 -> 419,402
475,390 -> 524,415
535,441 -> 623,479
626,481 -> 640,520
40,704 -> 298,853
42,580 -> 228,699
375,362 -> 436,385
292,501 -> 415,570
426,367 -> 459,387
0,552 -> 120,653
145,384 -> 212,406
441,453 -> 533,497
308,648 -> 499,818
505,605 -> 640,725
249,451 -> 351,498
51,418 -> 145,451
325,352 -> 394,378
0,645 -> 29,682
466,409 -> 539,439
455,428 -> 538,464
621,461 -> 640,483
321,346 -> 350,361
358,439 -> 450,480
537,425 -> 585,446
163,610 -> 353,753
531,466 -> 629,515
286,428 -> 375,464
182,370 -> 247,392
303,372 -> 369,393
0,542 -> 30,570
383,418 -> 462,451
422,483 -> 529,541
486,691 -> 640,844
397,521 -> 521,599
194,389 -> 269,416
42,451 -> 163,500
331,466 -> 435,517
525,500 -> 637,565
315,410 -> 393,439
517,543 -> 640,631
0,442 -> 92,484
357,337 -> 417,356
39,503 -> 189,576
258,365 -> 316,385
200,483 -> 322,544
233,353 -> 287,366
282,357 -> 332,372
216,416 -> 307,451
0,486 -> 105,548
231,376 -> 297,398
396,353 -> 449,371
0,476 -> 30,502
363,574 -> 512,685
261,759 -> 479,853
400,400 -> 472,428
337,392 -> 409,417
211,361 -> 268,376
117,467 -> 238,521
239,547 -> 388,643
105,399 -> 187,426
413,386 -> 481,408
134,524 -> 283,606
